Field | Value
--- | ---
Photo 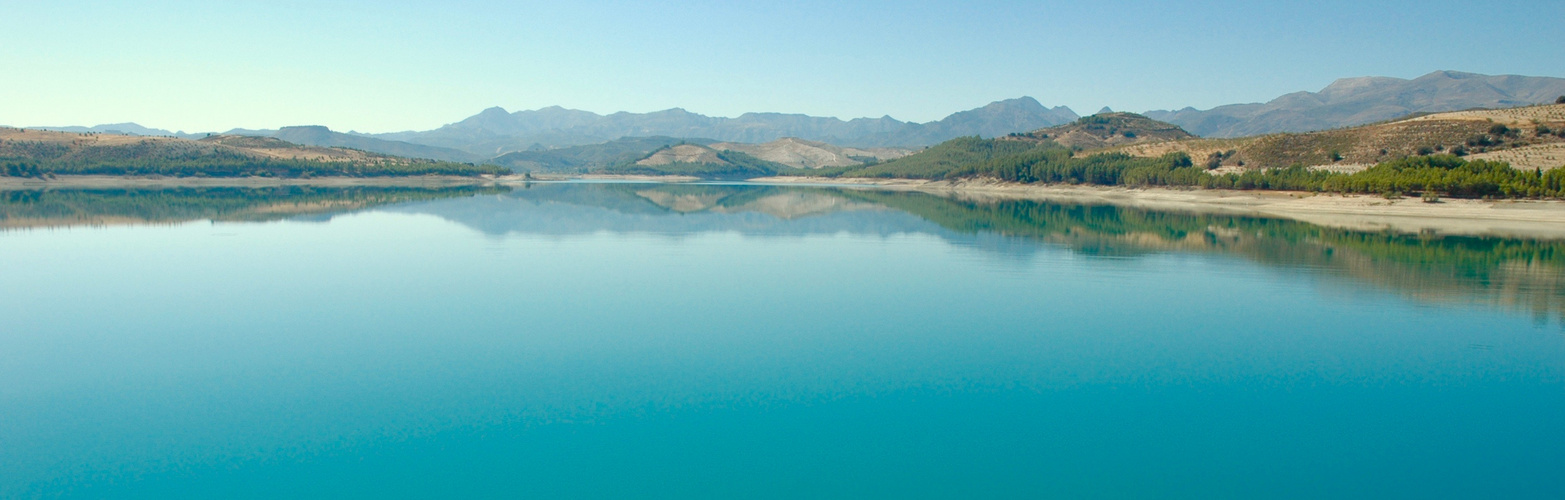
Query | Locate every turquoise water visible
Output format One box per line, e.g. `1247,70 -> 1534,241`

2,183 -> 1563,498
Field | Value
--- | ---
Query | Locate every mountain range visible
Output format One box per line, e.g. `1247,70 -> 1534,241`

17,71 -> 1565,164
369,96 -> 1080,154
1145,71 -> 1565,137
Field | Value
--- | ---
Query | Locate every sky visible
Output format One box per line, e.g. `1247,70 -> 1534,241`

2,0 -> 1562,133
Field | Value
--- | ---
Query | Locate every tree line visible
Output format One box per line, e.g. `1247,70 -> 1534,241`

809,135 -> 1565,199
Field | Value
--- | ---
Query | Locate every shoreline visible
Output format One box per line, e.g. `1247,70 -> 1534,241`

8,173 -> 1565,238
0,175 -> 497,189
748,176 -> 1565,239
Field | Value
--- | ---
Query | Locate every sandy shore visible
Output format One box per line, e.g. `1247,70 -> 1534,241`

750,176 -> 1565,239
0,175 -> 497,189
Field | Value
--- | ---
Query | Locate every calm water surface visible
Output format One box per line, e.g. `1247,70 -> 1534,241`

1,183 -> 1562,498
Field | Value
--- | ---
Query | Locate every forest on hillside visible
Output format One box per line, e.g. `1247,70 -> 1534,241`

792,135 -> 1565,200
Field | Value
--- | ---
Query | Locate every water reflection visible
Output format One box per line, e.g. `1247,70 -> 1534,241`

0,185 -> 509,229
443,182 -> 1565,323
831,188 -> 1565,323
3,181 -> 1562,322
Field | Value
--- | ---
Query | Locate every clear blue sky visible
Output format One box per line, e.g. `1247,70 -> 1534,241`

2,0 -> 1561,133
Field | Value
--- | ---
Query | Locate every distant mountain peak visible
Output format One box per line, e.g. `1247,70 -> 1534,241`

1319,76 -> 1404,97
983,96 -> 1044,110
279,125 -> 331,132
1421,69 -> 1483,80
403,98 -> 1080,151
1144,71 -> 1565,137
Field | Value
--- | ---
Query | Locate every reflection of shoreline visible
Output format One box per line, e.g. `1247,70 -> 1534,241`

0,175 -> 496,190
745,176 -> 1565,239
819,187 -> 1565,322
5,181 -> 1562,323
21,175 -> 1565,238
0,185 -> 509,229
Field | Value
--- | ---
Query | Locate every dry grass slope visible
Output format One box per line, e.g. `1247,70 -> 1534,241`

711,138 -> 909,169
636,144 -> 724,166
0,127 -> 502,177
2,128 -> 439,166
1102,104 -> 1565,172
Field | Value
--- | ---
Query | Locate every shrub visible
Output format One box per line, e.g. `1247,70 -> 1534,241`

1557,95 -> 1565,104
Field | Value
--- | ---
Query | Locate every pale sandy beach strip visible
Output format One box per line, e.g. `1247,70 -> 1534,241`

749,176 -> 1565,239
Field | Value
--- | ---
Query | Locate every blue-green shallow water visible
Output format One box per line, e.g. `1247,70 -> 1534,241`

1,183 -> 1562,498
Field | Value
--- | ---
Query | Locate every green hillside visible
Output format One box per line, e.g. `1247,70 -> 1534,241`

780,109 -> 1565,199
1016,112 -> 1196,149
840,137 -> 1050,179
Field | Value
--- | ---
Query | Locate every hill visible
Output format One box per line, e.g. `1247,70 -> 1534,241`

787,105 -> 1565,199
491,136 -> 909,173
1146,71 -> 1565,137
1108,103 -> 1565,171
604,143 -> 789,178
491,136 -> 715,173
29,123 -> 204,139
271,126 -> 481,163
828,113 -> 1188,179
0,127 -> 504,177
1007,113 -> 1196,149
838,136 -> 1054,179
710,138 -> 910,169
372,97 -> 1079,153
26,123 -> 485,164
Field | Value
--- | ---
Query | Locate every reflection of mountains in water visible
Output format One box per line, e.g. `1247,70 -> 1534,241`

4,181 -> 1560,322
0,185 -> 509,229
390,182 -> 947,239
398,182 -> 1565,322
837,189 -> 1565,323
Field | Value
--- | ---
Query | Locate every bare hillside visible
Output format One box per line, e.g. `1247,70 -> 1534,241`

0,127 -> 501,177
636,144 -> 725,166
711,137 -> 909,169
1104,104 -> 1565,171
2,128 -> 426,166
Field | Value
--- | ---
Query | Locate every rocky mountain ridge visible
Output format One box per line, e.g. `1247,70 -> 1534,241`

1145,71 -> 1565,138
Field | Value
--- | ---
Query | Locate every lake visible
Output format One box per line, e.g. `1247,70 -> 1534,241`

2,182 -> 1562,498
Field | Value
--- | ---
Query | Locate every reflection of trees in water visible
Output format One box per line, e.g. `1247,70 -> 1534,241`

499,183 -> 1565,321
0,185 -> 510,229
833,188 -> 1565,323
7,181 -> 1561,322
